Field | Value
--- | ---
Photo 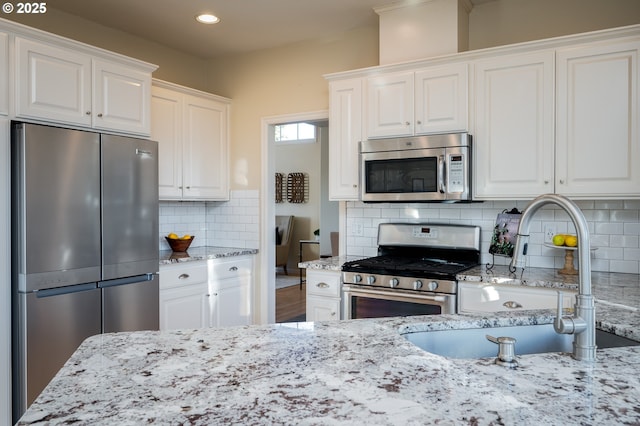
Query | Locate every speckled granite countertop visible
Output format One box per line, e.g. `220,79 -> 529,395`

18,260 -> 640,424
18,309 -> 640,425
160,246 -> 258,265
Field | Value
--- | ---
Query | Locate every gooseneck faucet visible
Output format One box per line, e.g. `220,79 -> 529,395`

510,194 -> 596,362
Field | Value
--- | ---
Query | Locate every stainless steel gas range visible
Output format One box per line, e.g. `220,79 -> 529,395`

341,223 -> 480,319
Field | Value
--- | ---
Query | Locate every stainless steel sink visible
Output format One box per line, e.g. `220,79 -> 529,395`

402,324 -> 639,359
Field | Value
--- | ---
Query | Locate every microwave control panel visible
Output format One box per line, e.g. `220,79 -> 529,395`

448,154 -> 465,193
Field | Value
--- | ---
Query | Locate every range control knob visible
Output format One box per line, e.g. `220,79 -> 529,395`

389,278 -> 399,288
353,275 -> 362,283
413,280 -> 423,290
367,275 -> 376,285
427,281 -> 439,291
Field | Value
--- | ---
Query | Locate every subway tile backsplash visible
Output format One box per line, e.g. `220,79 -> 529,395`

159,190 -> 260,251
160,193 -> 639,275
345,200 -> 640,274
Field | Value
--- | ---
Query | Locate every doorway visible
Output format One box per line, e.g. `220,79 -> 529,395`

258,110 -> 332,324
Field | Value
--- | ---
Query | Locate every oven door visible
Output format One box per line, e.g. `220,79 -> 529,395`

342,284 -> 456,319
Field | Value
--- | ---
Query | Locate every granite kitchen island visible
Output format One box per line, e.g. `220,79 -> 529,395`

18,295 -> 640,425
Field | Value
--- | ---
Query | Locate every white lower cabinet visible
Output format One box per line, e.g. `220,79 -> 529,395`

159,262 -> 209,330
458,281 -> 576,314
305,270 -> 341,321
159,256 -> 253,330
208,256 -> 253,327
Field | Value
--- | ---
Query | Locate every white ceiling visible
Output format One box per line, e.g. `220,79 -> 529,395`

48,0 -> 493,59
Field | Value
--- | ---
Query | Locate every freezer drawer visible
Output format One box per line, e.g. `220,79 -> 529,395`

101,274 -> 159,333
14,284 -> 101,414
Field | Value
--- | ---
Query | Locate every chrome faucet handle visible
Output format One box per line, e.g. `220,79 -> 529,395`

486,335 -> 518,368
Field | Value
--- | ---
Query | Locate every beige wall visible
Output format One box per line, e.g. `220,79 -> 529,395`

3,10 -> 210,91
469,0 -> 640,50
206,24 -> 379,190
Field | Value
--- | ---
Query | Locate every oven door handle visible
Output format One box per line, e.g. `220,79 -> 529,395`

342,286 -> 448,302
438,154 -> 446,194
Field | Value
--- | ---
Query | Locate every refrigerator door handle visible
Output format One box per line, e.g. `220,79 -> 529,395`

35,283 -> 98,298
98,273 -> 154,289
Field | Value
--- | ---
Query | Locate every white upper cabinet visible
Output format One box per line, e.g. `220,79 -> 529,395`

0,32 -> 8,115
92,60 -> 151,135
473,51 -> 555,199
328,78 -> 362,200
14,36 -> 154,136
556,39 -> 640,198
152,80 -> 230,201
366,71 -> 414,138
15,37 -> 92,126
414,63 -> 468,134
366,63 -> 468,139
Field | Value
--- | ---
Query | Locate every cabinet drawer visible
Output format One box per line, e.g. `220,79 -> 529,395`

160,262 -> 208,289
458,282 -> 576,313
306,270 -> 341,298
209,256 -> 252,280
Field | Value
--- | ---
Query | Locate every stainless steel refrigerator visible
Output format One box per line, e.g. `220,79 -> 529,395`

11,122 -> 159,420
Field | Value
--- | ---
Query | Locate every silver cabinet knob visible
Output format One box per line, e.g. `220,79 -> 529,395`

97,113 -> 103,117
178,273 -> 190,279
85,111 -> 91,115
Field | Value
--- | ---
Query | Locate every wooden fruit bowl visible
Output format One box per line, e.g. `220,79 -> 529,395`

165,236 -> 194,252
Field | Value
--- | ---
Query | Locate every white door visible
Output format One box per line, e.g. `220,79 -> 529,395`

414,63 -> 468,134
556,39 -> 640,197
182,95 -> 229,200
15,37 -> 92,126
306,295 -> 340,321
328,78 -> 362,200
0,32 -> 7,116
159,284 -> 210,330
210,280 -> 252,327
366,71 -> 414,138
152,85 -> 183,199
93,60 -> 151,135
474,51 -> 555,199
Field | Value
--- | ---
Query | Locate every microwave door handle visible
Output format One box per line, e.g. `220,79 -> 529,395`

438,155 -> 446,193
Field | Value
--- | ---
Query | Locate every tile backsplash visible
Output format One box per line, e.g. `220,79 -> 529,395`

159,190 -> 259,251
345,199 -> 640,274
159,193 -> 639,275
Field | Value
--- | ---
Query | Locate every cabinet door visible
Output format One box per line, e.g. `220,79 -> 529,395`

474,51 -> 555,199
306,295 -> 341,321
366,71 -> 414,138
0,32 -> 7,115
210,279 -> 252,327
328,78 -> 362,200
152,85 -> 183,199
556,39 -> 640,197
93,60 -> 151,135
182,95 -> 229,200
208,256 -> 253,327
159,283 -> 210,330
15,37 -> 92,126
414,63 -> 468,134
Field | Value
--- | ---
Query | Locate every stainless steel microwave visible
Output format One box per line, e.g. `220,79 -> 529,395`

360,133 -> 472,202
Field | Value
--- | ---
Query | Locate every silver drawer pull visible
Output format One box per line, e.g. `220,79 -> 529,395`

229,266 -> 238,271
503,301 -> 523,309
316,282 -> 330,288
178,273 -> 190,279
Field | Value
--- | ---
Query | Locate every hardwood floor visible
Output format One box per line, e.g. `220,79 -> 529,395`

276,283 -> 306,322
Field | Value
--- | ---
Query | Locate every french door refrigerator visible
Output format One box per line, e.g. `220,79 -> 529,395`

11,122 -> 159,421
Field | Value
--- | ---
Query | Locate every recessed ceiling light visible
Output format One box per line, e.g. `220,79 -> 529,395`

196,13 -> 220,24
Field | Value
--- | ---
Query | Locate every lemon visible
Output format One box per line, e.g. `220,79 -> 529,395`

552,234 -> 565,246
565,235 -> 578,247
181,234 -> 191,240
167,233 -> 179,239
